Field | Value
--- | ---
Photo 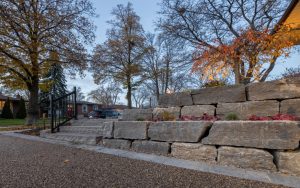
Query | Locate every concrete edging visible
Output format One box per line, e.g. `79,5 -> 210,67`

1,131 -> 300,188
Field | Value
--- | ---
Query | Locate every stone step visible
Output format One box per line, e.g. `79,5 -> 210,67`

71,119 -> 116,126
40,131 -> 101,145
59,125 -> 113,138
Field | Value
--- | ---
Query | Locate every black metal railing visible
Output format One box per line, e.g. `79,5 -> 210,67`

50,87 -> 77,133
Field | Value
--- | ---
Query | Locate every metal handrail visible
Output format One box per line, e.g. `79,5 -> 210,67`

50,87 -> 77,133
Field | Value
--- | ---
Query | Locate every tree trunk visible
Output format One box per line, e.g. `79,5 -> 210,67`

127,76 -> 132,109
244,58 -> 256,85
26,80 -> 39,125
233,61 -> 241,85
260,57 -> 277,82
155,77 -> 160,102
164,60 -> 170,93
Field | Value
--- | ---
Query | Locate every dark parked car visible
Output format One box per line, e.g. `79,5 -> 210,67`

88,109 -> 119,119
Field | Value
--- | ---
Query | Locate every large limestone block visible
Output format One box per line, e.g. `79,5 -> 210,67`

158,92 -> 193,107
218,146 -> 276,171
60,122 -> 114,138
148,121 -> 212,142
102,139 -> 131,150
202,121 -> 300,149
191,85 -> 246,105
181,105 -> 215,117
280,99 -> 300,117
114,121 -> 149,140
152,107 -> 181,120
122,109 -> 153,121
71,119 -> 115,126
217,101 -> 279,120
171,143 -> 217,163
247,78 -> 300,101
275,150 -> 300,176
132,140 -> 170,155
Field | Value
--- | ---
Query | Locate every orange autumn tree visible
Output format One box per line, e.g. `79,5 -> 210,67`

193,26 -> 295,84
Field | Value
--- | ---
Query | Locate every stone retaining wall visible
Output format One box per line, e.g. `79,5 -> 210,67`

122,78 -> 300,121
97,120 -> 300,177
115,78 -> 300,177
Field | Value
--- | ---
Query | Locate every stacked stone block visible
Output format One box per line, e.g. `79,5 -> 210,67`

151,77 -> 300,120
93,120 -> 300,177
90,78 -> 300,177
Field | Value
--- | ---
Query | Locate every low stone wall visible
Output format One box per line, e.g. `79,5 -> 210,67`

97,120 -> 300,177
122,78 -> 300,121
116,78 -> 300,176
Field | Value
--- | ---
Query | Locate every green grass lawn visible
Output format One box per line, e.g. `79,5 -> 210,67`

0,119 -> 26,126
0,118 -> 50,127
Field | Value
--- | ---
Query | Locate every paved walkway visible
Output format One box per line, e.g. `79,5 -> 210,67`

0,135 -> 286,188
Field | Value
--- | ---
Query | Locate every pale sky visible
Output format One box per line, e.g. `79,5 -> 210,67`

67,0 -> 300,103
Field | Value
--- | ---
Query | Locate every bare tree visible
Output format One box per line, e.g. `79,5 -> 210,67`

0,0 -> 95,124
281,66 -> 300,79
75,87 -> 85,101
88,84 -> 122,106
157,0 -> 291,84
132,88 -> 150,108
91,3 -> 149,109
143,33 -> 198,101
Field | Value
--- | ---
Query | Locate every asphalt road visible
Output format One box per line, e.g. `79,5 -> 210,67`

0,135 -> 286,188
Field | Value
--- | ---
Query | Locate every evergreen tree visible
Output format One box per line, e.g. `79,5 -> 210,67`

40,52 -> 67,101
1,98 -> 13,119
47,63 -> 67,98
16,98 -> 26,119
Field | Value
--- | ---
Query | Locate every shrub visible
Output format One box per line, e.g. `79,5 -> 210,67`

281,67 -> 300,79
271,114 -> 299,121
180,113 -> 220,121
136,117 -> 145,121
248,114 -> 299,121
161,111 -> 176,121
203,80 -> 227,88
225,113 -> 239,120
16,98 -> 26,119
1,98 -> 14,119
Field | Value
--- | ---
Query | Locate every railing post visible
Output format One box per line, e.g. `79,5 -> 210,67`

74,86 -> 77,120
50,94 -> 54,133
57,100 -> 60,133
48,89 -> 78,133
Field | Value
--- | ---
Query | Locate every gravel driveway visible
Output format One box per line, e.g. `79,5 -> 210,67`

0,135 -> 286,188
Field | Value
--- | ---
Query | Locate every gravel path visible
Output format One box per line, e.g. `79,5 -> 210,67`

0,135 -> 286,188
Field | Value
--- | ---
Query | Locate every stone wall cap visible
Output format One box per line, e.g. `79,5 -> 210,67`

191,84 -> 245,95
214,120 -> 300,124
150,121 -> 215,124
115,121 -> 152,123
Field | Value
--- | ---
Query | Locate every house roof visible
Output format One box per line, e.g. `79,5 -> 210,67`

76,100 -> 98,105
275,0 -> 300,45
0,93 -> 21,101
277,0 -> 299,26
105,104 -> 129,110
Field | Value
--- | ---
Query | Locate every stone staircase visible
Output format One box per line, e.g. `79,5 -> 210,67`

40,119 -> 115,145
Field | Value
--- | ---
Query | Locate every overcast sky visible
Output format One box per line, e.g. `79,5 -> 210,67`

67,0 -> 300,103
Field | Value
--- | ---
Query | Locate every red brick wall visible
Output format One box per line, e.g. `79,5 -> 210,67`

77,104 -> 100,117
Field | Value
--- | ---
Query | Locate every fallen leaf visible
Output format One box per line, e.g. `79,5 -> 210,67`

64,160 -> 70,163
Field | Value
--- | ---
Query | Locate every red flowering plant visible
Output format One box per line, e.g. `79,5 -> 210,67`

248,114 -> 299,121
180,113 -> 220,121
